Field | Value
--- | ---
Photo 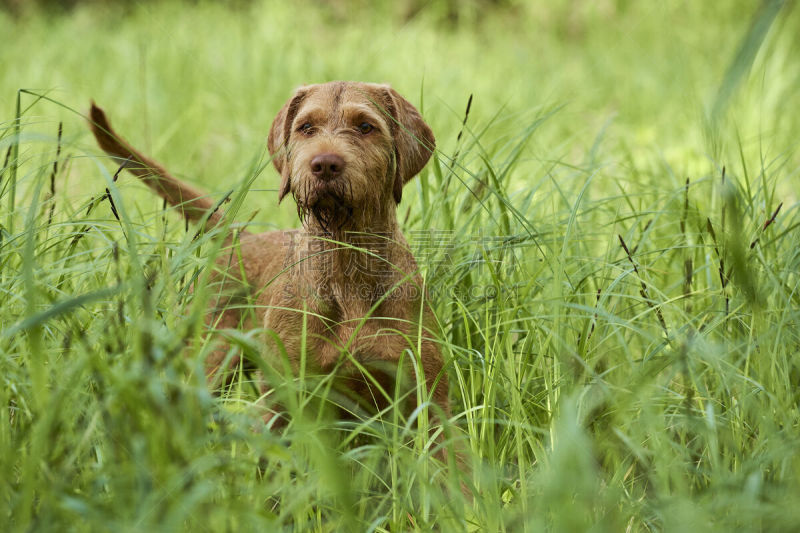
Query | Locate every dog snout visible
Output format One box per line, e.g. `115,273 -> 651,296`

310,153 -> 345,181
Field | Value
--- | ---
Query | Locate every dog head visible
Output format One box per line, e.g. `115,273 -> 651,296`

268,81 -> 435,229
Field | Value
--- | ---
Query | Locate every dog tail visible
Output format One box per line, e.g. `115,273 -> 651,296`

88,102 -> 224,230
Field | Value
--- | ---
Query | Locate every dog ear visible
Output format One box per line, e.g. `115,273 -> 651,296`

268,87 -> 308,204
379,86 -> 436,204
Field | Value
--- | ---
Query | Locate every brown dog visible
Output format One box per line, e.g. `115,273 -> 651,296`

88,81 -> 449,429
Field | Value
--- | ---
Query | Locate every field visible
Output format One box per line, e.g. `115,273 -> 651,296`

2,1 -> 800,530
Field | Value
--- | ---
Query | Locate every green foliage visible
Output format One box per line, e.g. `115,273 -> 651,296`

2,1 -> 800,531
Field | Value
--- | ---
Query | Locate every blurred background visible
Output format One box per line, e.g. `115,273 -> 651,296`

2,0 -> 796,228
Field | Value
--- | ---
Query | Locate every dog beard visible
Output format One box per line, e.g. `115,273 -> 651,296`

294,179 -> 354,233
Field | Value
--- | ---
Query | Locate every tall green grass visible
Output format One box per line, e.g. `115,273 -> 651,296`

2,1 -> 800,530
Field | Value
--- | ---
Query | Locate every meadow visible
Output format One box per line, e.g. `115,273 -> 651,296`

2,1 -> 799,530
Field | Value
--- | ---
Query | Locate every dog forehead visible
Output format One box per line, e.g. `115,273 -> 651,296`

297,82 -> 388,117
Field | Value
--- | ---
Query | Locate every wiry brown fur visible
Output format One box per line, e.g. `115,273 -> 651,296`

88,82 -> 448,428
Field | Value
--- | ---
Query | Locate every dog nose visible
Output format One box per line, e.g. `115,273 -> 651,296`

310,153 -> 345,181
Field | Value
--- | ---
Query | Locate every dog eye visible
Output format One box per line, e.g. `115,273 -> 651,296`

357,122 -> 373,135
299,122 -> 313,134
